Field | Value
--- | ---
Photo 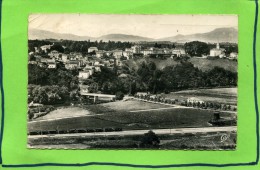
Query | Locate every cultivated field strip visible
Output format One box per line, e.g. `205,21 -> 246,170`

28,126 -> 237,139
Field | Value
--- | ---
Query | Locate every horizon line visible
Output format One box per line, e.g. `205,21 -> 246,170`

29,26 -> 238,40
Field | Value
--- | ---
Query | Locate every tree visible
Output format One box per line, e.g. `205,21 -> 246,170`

184,41 -> 210,57
140,130 -> 160,148
50,44 -> 64,53
115,91 -> 124,100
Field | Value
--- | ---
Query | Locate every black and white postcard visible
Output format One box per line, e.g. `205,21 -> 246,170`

27,14 -> 238,149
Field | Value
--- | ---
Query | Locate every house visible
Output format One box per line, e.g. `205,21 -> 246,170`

94,66 -> 101,72
113,50 -> 123,59
125,48 -> 133,52
47,62 -> 57,69
96,50 -> 105,58
187,97 -> 204,104
229,52 -> 238,59
155,49 -> 164,54
40,44 -> 53,53
172,48 -> 186,57
48,50 -> 60,59
136,92 -> 148,97
123,51 -> 133,59
34,47 -> 39,53
163,48 -> 171,54
209,43 -> 225,57
61,54 -> 68,62
78,71 -> 90,79
65,60 -> 81,69
88,47 -> 98,53
28,61 -> 37,65
84,66 -> 95,75
94,61 -> 100,66
105,51 -> 113,57
29,51 -> 34,56
131,45 -> 141,54
41,58 -> 55,63
141,49 -> 153,56
79,84 -> 90,93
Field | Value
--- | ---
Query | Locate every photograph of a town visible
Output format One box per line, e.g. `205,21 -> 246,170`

27,14 -> 238,149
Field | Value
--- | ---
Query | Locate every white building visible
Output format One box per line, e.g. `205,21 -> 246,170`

78,71 -> 90,79
84,66 -> 95,75
96,51 -> 105,58
123,51 -> 133,59
172,48 -> 186,57
131,45 -> 141,54
113,50 -> 123,59
210,43 -> 225,57
61,54 -> 68,62
48,50 -> 60,59
88,47 -> 98,53
40,44 -> 53,53
229,52 -> 238,59
125,48 -> 133,52
47,62 -> 56,69
187,97 -> 204,104
141,49 -> 153,56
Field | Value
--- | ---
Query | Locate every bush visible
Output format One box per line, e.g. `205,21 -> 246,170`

140,130 -> 160,148
115,91 -> 124,100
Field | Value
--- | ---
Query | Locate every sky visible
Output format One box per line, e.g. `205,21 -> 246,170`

29,14 -> 238,39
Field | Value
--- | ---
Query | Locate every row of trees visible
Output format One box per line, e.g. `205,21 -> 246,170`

81,61 -> 237,96
184,41 -> 238,57
135,61 -> 237,94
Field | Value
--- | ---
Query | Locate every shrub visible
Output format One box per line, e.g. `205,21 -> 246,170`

115,91 -> 124,100
140,130 -> 160,148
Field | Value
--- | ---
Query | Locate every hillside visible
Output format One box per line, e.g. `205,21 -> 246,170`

124,58 -> 237,73
29,29 -> 93,41
158,27 -> 238,43
29,27 -> 237,43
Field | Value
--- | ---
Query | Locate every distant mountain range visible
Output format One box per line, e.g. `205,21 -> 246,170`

29,27 -> 238,43
157,28 -> 238,43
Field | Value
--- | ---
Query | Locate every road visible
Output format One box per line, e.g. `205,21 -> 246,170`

28,126 -> 237,139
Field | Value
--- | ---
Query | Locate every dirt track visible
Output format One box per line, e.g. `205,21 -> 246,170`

28,126 -> 237,139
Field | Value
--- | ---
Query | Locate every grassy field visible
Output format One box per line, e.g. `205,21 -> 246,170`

161,88 -> 237,105
189,58 -> 237,72
102,100 -> 172,111
35,107 -> 93,121
28,100 -> 235,132
125,57 -> 237,72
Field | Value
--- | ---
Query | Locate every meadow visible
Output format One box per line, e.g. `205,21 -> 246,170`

28,100 -> 235,132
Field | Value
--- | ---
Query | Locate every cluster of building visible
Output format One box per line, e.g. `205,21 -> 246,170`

29,43 -> 238,82
209,43 -> 238,59
29,44 -> 189,79
88,45 -> 187,59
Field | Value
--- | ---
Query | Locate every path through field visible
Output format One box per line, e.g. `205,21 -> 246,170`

28,126 -> 237,139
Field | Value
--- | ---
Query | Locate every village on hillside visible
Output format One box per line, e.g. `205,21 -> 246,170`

27,14 -> 238,150
28,41 -> 238,104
